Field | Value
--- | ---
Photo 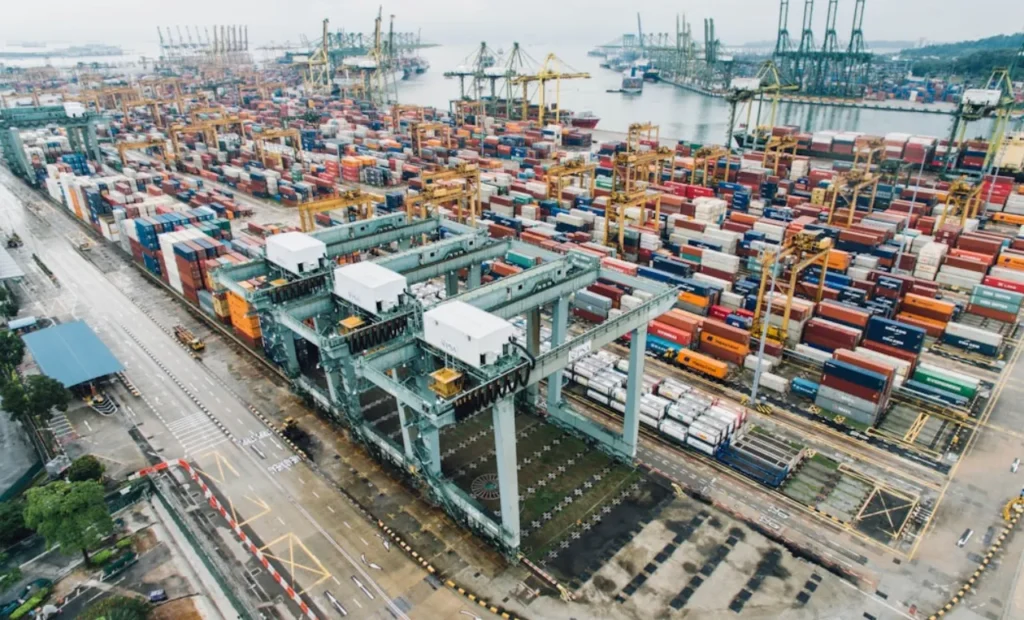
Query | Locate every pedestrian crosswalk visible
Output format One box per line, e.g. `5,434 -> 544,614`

163,411 -> 229,457
48,412 -> 78,446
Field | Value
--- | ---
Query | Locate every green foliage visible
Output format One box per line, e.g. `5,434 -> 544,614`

0,566 -> 23,595
90,549 -> 114,565
0,288 -> 19,320
0,330 -> 24,379
80,595 -> 151,620
901,33 -> 1024,59
25,375 -> 71,414
115,536 -> 134,549
0,500 -> 32,547
67,455 -> 105,483
0,378 -> 29,421
23,480 -> 113,565
909,48 -> 1024,81
9,593 -> 46,620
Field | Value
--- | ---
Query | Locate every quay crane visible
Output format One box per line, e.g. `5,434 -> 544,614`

511,54 -> 590,126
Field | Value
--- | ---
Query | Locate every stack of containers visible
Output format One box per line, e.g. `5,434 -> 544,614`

860,316 -> 926,369
896,293 -> 955,337
228,282 -> 263,348
966,283 -> 1023,324
801,317 -> 862,352
572,289 -> 611,323
913,242 -> 948,281
815,355 -> 891,427
697,318 -> 750,366
906,362 -> 980,407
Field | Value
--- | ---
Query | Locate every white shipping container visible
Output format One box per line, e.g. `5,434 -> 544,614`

945,321 -> 1002,347
586,389 -> 610,405
686,435 -> 717,456
759,372 -> 790,394
659,418 -> 689,443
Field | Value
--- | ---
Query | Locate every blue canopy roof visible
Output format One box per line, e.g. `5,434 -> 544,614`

23,320 -> 123,387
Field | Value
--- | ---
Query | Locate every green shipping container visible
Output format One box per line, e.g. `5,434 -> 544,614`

912,369 -> 977,399
969,295 -> 1019,314
505,251 -> 535,269
971,285 -> 1024,308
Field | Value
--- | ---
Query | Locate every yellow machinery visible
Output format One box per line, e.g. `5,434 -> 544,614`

726,60 -> 798,151
604,188 -> 659,254
298,189 -> 384,232
415,164 -> 482,223
452,100 -> 483,128
545,158 -> 597,203
189,105 -> 228,124
252,128 -> 303,165
762,135 -> 799,176
391,104 -> 424,133
117,138 -> 168,167
406,182 -> 479,223
339,315 -> 366,335
826,169 -> 880,228
626,122 -> 660,153
410,121 -> 452,157
751,231 -> 833,345
852,137 -> 885,171
121,97 -> 166,128
303,20 -> 332,93
693,145 -> 729,187
169,123 -> 216,161
937,176 -> 984,228
429,368 -> 464,399
613,147 -> 674,192
511,53 -> 590,126
205,116 -> 249,145
92,86 -> 140,112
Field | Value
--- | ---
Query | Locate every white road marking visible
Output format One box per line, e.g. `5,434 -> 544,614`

312,491 -> 320,499
332,576 -> 341,585
188,382 -> 199,392
215,397 -> 222,403
344,521 -> 352,530
298,478 -> 306,485
205,376 -> 214,386
352,598 -> 362,609
277,517 -> 286,526
270,439 -> 282,450
360,537 -> 369,546
83,420 -> 93,432
327,506 -> 335,514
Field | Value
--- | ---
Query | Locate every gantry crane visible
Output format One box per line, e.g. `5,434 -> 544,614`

303,18 -> 332,94
189,105 -> 228,124
451,99 -> 484,127
693,145 -> 730,187
298,189 -> 384,231
852,137 -> 885,171
545,157 -> 597,204
612,147 -> 674,194
204,116 -> 249,145
391,104 -> 425,133
604,188 -> 660,254
762,134 -> 799,175
825,169 -> 879,228
511,53 -> 590,126
937,176 -> 984,228
169,123 -> 216,161
410,164 -> 483,223
117,138 -> 168,167
252,128 -> 303,165
751,230 -> 833,345
121,97 -> 166,128
626,122 -> 660,153
410,121 -> 452,157
724,60 -> 797,151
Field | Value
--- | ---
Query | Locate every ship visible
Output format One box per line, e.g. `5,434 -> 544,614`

621,67 -> 643,94
569,110 -> 601,129
401,56 -> 430,79
633,58 -> 660,82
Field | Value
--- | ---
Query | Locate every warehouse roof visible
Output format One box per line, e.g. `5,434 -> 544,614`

23,320 -> 123,387
0,246 -> 25,281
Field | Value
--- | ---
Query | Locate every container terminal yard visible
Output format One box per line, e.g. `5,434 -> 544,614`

0,9 -> 1024,620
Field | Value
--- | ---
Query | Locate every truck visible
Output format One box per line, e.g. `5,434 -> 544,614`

174,325 -> 205,352
6,232 -> 22,249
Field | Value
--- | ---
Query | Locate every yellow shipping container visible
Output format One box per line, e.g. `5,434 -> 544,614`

678,292 -> 709,308
700,332 -> 750,356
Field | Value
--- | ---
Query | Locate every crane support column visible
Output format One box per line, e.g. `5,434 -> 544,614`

525,307 -> 541,405
396,401 -> 415,461
492,397 -> 521,548
281,333 -> 300,376
419,424 -> 442,476
445,271 -> 459,297
623,325 -> 647,458
469,263 -> 482,289
546,295 -> 569,412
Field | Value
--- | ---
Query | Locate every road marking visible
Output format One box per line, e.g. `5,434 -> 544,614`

298,478 -> 306,485
188,382 -> 199,392
352,598 -> 363,609
205,376 -> 215,386
312,491 -> 320,499
248,485 -> 255,492
270,439 -> 282,450
332,576 -> 341,585
277,517 -> 286,526
215,397 -> 222,403
83,420 -> 92,432
360,537 -> 369,546
237,418 -> 244,425
327,506 -> 335,514
344,521 -> 352,530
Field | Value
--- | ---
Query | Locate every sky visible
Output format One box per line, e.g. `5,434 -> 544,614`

0,0 -> 1020,52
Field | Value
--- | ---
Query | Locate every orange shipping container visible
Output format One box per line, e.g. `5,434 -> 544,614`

895,312 -> 946,337
699,332 -> 750,356
815,249 -> 850,272
678,292 -> 710,308
997,252 -> 1024,270
902,293 -> 955,318
675,350 -> 730,379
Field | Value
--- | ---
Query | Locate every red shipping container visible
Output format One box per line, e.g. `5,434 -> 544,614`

966,304 -> 1016,324
821,373 -> 883,403
709,305 -> 732,321
833,349 -> 895,386
572,307 -> 605,324
943,255 -> 989,273
648,321 -> 694,348
982,276 -> 1024,294
818,300 -> 870,327
861,339 -> 919,369
658,309 -> 703,334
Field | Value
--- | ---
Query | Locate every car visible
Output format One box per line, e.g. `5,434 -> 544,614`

1012,458 -> 1020,473
148,589 -> 168,603
957,528 -> 974,547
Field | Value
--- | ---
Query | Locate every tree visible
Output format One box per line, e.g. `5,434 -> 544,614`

0,330 -> 24,379
24,375 -> 70,414
67,455 -> 105,482
80,595 -> 150,620
0,552 -> 22,595
1,378 -> 29,421
23,480 -> 113,565
0,499 -> 32,547
0,288 -> 18,320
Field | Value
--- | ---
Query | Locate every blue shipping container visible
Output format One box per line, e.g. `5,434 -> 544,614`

865,316 -> 926,353
791,377 -> 820,399
823,359 -> 887,391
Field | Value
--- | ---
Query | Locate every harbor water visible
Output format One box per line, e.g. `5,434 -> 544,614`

395,44 -> 994,144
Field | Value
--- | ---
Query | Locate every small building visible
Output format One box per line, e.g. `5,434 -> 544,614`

22,320 -> 124,390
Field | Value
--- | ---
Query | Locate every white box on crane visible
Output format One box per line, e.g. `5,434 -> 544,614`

266,232 -> 327,276
962,89 -> 1002,107
333,262 -> 407,314
423,301 -> 515,368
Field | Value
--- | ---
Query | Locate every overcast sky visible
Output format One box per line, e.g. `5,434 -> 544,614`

1,0 -> 1020,50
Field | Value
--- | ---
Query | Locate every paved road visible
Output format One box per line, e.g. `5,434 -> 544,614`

0,169 -> 477,620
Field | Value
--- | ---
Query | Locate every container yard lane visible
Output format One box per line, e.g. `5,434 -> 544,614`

0,168 -> 476,620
